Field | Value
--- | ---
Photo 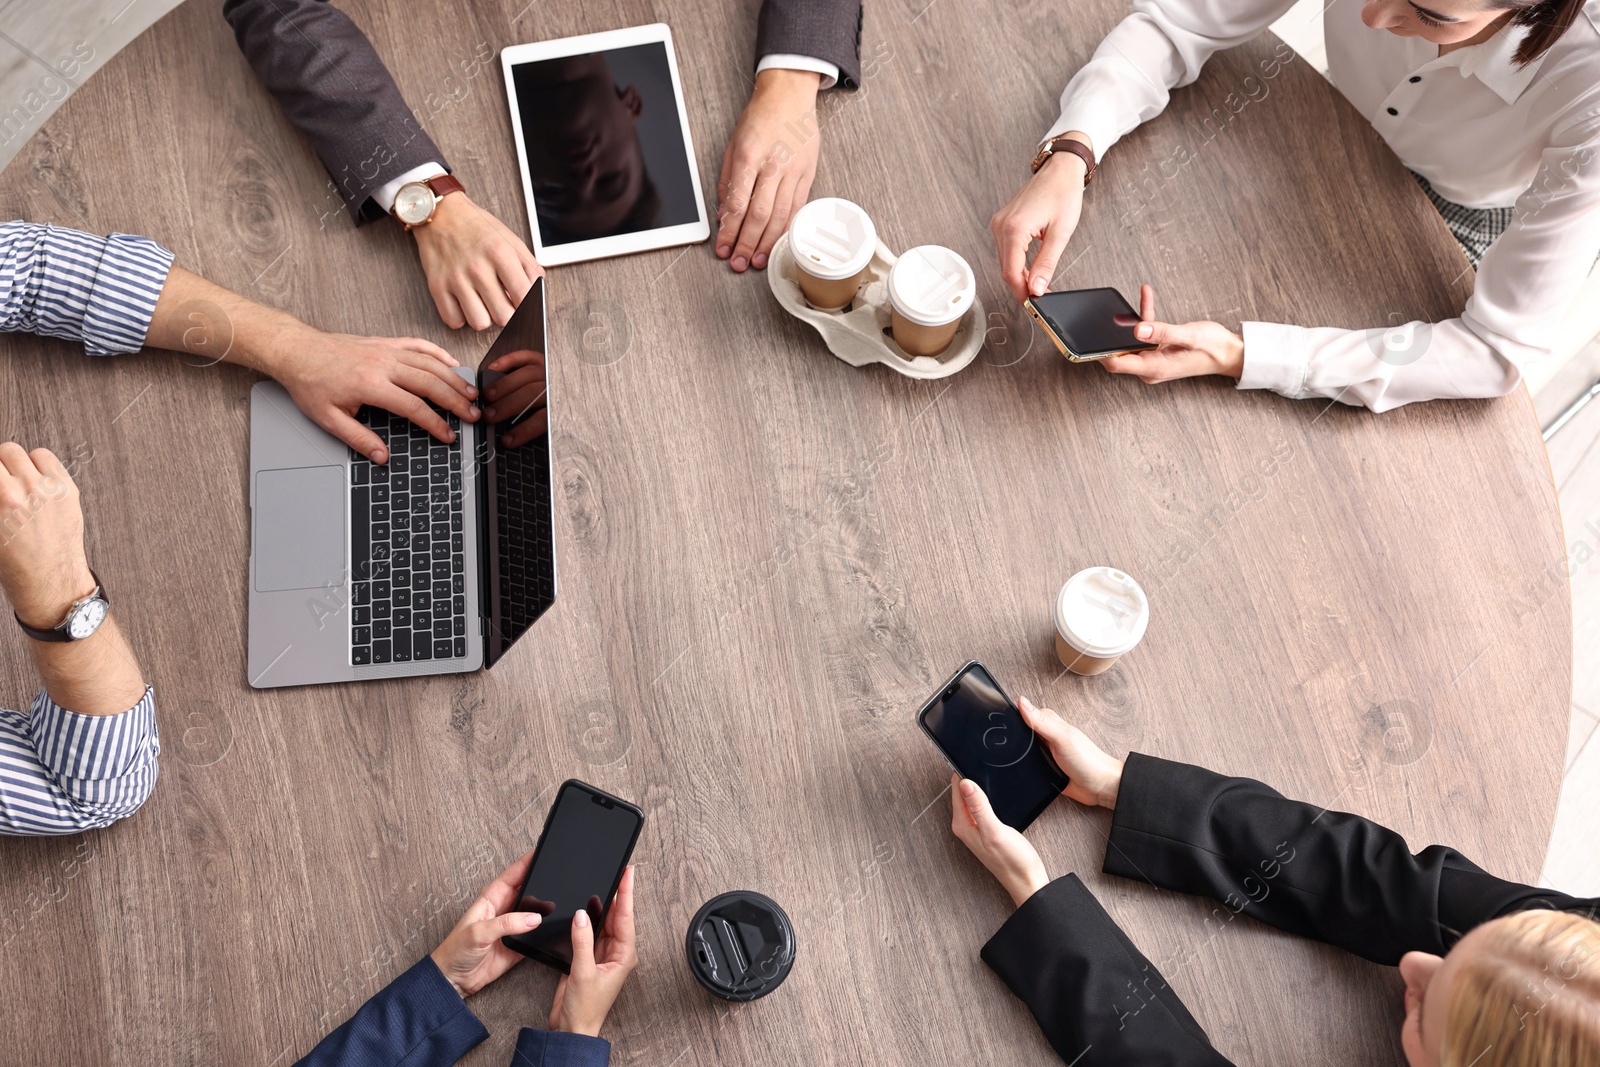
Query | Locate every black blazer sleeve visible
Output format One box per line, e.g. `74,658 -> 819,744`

1105,753 -> 1600,964
222,0 -> 449,224
982,874 -> 1236,1066
754,0 -> 864,88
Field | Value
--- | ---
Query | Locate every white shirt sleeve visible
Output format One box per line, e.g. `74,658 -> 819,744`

371,161 -> 449,215
1042,0 -> 1300,156
1238,114 -> 1600,411
757,53 -> 840,91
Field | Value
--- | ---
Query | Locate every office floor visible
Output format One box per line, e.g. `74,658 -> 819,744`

3,0 -> 1595,896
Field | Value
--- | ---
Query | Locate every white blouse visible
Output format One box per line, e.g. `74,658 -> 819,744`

1045,0 -> 1600,411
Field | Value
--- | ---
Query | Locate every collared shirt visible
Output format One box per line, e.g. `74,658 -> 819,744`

0,220 -> 174,356
0,687 -> 159,835
1047,0 -> 1600,411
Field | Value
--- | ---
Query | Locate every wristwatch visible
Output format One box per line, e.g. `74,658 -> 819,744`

1031,136 -> 1097,185
15,572 -> 110,642
393,174 -> 466,231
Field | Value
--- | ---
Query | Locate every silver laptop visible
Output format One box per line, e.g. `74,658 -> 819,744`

247,278 -> 554,688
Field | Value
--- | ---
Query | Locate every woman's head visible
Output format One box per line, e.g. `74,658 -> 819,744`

1360,0 -> 1586,62
1399,910 -> 1600,1067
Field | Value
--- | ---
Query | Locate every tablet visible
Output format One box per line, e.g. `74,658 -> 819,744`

501,25 -> 710,266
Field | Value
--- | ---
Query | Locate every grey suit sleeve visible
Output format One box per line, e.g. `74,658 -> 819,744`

222,0 -> 449,225
754,0 -> 864,88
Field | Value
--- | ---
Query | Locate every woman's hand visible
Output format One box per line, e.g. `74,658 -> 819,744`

429,852 -> 543,999
549,866 -> 638,1038
1017,697 -> 1124,810
949,775 -> 1050,907
412,192 -> 543,331
716,68 -> 823,272
1100,284 -> 1244,383
990,138 -> 1091,304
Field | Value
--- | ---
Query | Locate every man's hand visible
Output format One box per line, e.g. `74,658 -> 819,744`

429,851 -> 543,999
481,348 -> 548,449
0,445 -> 95,630
1016,697 -> 1124,810
949,776 -> 1049,908
549,866 -> 638,1037
260,326 -> 480,464
1100,284 -> 1244,383
413,193 -> 543,331
716,68 -> 823,272
990,139 -> 1091,304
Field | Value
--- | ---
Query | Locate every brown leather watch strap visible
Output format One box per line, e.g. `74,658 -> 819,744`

1031,136 -> 1096,185
425,174 -> 465,199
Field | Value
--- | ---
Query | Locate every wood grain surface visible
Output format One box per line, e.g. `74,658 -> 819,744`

0,0 -> 1571,1064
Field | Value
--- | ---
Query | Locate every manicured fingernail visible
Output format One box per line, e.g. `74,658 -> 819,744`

752,253 -> 768,269
731,256 -> 748,271
1136,324 -> 1153,339
524,913 -> 541,929
573,910 -> 590,929
717,244 -> 731,258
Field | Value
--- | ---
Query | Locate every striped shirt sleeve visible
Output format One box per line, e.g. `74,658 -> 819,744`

0,220 -> 175,357
0,686 -> 160,836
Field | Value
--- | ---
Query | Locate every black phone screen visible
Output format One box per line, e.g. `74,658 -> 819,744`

1030,287 -> 1156,358
918,662 -> 1068,830
502,780 -> 643,971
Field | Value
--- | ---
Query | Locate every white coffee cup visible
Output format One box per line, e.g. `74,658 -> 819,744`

887,245 -> 976,358
789,198 -> 878,312
1054,567 -> 1150,675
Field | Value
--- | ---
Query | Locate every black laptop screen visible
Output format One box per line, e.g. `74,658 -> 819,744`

477,279 -> 556,668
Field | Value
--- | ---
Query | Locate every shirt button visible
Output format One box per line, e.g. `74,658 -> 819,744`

1387,107 -> 1399,116
1409,75 -> 1422,83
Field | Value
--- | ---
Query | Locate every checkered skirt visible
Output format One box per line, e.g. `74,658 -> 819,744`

1411,171 -> 1513,270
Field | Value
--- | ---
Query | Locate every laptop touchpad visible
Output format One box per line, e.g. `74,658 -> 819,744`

255,466 -> 346,592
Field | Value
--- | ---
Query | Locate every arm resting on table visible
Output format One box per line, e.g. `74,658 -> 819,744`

1106,753 -> 1600,963
0,220 -> 172,355
295,957 -> 487,1067
982,874 -> 1234,1066
510,1028 -> 610,1067
755,0 -> 863,88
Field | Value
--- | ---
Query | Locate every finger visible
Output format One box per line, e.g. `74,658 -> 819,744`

960,777 -> 1003,831
716,148 -> 755,259
0,442 -> 37,480
318,409 -> 389,464
1017,696 -> 1067,743
397,350 -> 478,403
490,245 -> 532,318
751,171 -> 801,270
600,866 -> 637,967
1027,223 -> 1070,298
992,219 -> 1031,305
474,910 -> 542,942
393,365 -> 477,425
1140,283 -> 1155,322
25,447 -> 66,483
481,851 -> 535,915
1133,319 -> 1197,347
485,379 -> 547,426
569,907 -> 597,979
499,408 -> 548,449
730,166 -> 781,272
430,279 -> 467,331
471,266 -> 516,329
392,335 -> 460,369
485,347 -> 541,374
453,279 -> 492,332
950,772 -> 977,832
482,363 -> 545,410
379,385 -> 453,443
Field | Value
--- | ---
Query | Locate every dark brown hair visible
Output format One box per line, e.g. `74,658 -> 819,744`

1497,0 -> 1588,64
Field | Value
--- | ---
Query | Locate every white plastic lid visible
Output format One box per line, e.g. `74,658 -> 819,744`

789,198 -> 877,280
1054,567 -> 1150,658
887,245 -> 976,326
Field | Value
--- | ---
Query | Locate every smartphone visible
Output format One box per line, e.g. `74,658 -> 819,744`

917,661 -> 1068,830
501,780 -> 645,972
1025,287 -> 1157,361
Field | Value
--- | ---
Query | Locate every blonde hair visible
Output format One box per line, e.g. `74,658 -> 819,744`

1444,910 -> 1600,1067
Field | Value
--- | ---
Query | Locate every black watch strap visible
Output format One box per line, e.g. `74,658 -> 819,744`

14,570 -> 106,642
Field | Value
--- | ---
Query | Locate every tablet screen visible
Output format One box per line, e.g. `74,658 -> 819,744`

508,43 -> 700,247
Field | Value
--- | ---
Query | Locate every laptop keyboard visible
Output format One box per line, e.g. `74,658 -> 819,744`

348,407 -> 468,667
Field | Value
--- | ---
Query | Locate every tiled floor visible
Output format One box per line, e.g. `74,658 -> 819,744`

5,0 -> 1596,891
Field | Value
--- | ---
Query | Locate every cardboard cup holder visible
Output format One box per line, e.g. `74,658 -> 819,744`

768,233 -> 984,380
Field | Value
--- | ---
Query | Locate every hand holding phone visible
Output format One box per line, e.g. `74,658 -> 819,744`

549,865 -> 639,1037
1025,287 -> 1158,361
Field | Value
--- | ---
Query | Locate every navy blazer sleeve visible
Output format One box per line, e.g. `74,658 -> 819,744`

293,955 -> 612,1067
223,0 -> 449,224
295,957 -> 487,1067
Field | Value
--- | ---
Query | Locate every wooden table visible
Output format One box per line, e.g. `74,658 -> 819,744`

0,1 -> 1571,1064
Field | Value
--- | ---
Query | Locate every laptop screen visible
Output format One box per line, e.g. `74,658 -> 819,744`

477,278 -> 556,668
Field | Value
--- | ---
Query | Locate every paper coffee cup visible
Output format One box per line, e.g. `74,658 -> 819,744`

789,198 -> 877,312
1054,567 -> 1149,675
887,245 -> 976,358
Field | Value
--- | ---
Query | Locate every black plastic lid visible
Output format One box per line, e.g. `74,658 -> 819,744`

684,890 -> 796,1001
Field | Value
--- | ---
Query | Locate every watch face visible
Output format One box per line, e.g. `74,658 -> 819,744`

67,598 -> 108,640
394,183 -> 437,225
